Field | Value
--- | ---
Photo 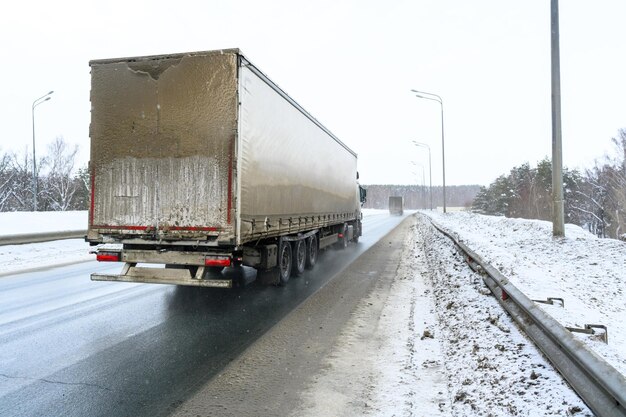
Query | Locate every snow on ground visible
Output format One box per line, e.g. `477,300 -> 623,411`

424,211 -> 626,377
416,216 -> 590,416
0,211 -> 91,275
294,215 -> 590,416
362,208 -> 388,217
0,210 -> 87,236
293,217 -> 449,416
0,239 -> 92,276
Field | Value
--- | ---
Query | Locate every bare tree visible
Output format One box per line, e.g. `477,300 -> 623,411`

0,149 -> 15,211
42,137 -> 79,211
607,131 -> 626,238
9,149 -> 37,211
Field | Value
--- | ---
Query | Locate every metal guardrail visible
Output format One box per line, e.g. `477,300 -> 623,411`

427,217 -> 626,417
0,230 -> 86,246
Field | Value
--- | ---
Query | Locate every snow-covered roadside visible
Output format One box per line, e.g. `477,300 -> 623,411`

424,211 -> 626,377
292,218 -> 449,416
0,239 -> 92,276
0,211 -> 91,276
293,215 -> 589,416
417,215 -> 590,416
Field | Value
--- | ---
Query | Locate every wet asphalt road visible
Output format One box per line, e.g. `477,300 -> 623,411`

0,212 -> 409,417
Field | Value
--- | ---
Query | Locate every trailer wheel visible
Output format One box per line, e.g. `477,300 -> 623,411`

277,240 -> 292,285
292,240 -> 306,276
305,234 -> 318,270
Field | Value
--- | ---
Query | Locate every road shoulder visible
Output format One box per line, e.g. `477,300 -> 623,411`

171,215 -> 445,416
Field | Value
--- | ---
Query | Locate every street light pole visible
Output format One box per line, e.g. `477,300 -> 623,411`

411,89 -> 446,213
413,140 -> 432,210
32,90 -> 54,211
550,0 -> 565,237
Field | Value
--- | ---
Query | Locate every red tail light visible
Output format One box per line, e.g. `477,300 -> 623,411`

205,255 -> 231,267
97,251 -> 121,262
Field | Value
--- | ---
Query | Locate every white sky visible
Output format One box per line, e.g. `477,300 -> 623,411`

1,0 -> 624,186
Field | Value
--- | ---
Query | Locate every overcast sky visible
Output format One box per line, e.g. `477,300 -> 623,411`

1,0 -> 624,186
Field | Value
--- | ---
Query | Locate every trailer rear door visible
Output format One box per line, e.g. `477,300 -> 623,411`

88,51 -> 238,243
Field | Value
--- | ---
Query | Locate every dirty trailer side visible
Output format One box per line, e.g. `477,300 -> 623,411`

87,49 -> 366,287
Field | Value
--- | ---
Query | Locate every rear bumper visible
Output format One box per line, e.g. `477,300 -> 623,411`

92,264 -> 232,288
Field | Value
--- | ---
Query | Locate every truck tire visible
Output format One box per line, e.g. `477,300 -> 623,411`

305,234 -> 318,270
277,240 -> 292,285
292,240 -> 306,276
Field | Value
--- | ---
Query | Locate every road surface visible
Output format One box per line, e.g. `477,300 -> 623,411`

0,211 -> 409,417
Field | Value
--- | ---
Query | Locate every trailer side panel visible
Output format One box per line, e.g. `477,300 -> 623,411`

237,64 -> 359,244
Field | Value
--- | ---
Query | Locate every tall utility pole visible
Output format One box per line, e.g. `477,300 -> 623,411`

411,90 -> 446,213
32,90 -> 54,211
551,0 -> 565,236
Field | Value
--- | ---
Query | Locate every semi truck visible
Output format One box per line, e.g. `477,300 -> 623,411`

86,49 -> 366,288
388,196 -> 404,216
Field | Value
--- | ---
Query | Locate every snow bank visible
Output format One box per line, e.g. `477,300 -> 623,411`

0,239 -> 92,276
417,215 -> 589,415
424,211 -> 626,376
0,211 -> 91,276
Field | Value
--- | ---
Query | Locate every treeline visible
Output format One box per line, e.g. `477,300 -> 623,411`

362,184 -> 481,210
0,137 -> 89,211
472,129 -> 626,239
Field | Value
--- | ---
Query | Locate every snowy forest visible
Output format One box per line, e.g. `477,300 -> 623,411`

0,137 -> 89,212
472,129 -> 626,240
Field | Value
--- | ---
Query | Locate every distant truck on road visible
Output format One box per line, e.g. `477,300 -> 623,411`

86,49 -> 367,288
388,196 -> 404,216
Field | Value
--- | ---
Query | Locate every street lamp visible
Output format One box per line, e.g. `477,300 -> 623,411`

413,140 -> 432,210
411,89 -> 446,213
32,90 -> 54,211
